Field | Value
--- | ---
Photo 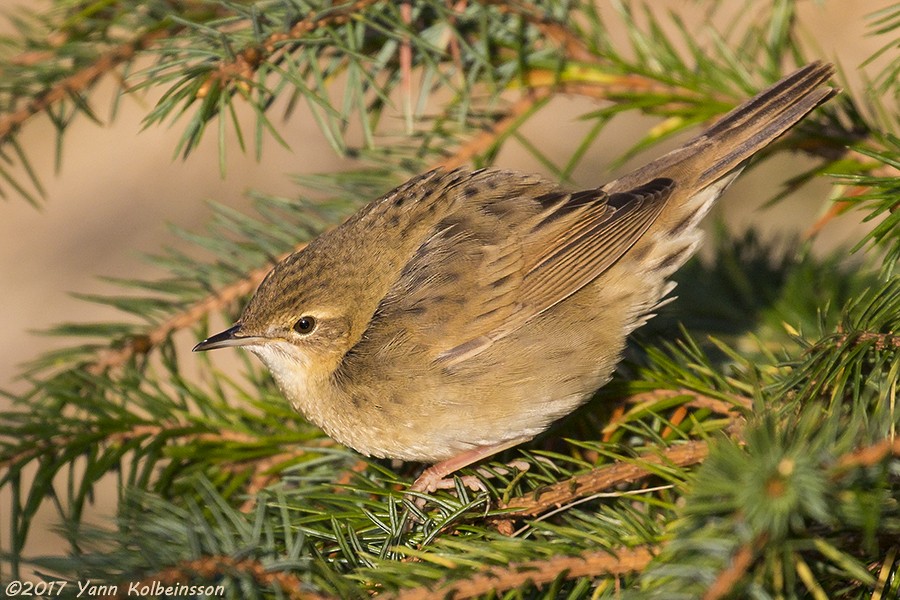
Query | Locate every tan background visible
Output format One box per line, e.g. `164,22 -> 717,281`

0,0 -> 892,576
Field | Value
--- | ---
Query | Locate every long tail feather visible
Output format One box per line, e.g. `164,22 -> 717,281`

607,61 -> 837,194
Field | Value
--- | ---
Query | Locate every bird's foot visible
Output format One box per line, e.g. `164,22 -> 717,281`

408,436 -> 533,494
411,459 -> 531,494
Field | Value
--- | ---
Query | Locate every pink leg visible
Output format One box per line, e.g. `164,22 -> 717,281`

410,436 -> 532,493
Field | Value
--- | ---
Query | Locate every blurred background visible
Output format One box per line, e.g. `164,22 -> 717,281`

0,0 -> 892,574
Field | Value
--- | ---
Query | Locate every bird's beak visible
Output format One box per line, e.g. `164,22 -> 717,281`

193,324 -> 265,352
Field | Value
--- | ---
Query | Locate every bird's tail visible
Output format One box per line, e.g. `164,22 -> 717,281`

607,61 -> 837,195
610,62 -> 836,330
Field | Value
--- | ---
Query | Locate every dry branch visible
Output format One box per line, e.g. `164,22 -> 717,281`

500,439 -> 711,518
390,545 -> 655,600
0,30 -> 168,142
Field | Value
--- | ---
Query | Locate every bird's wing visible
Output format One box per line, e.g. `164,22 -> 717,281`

351,170 -> 673,368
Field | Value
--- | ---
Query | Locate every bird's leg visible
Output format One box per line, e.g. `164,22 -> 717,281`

410,437 -> 532,493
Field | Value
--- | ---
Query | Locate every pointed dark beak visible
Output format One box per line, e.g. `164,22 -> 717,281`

193,324 -> 264,352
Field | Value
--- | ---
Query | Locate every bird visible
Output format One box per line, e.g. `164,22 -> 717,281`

194,61 -> 836,492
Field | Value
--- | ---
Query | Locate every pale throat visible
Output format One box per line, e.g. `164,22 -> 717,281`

246,341 -> 361,451
246,342 -> 325,413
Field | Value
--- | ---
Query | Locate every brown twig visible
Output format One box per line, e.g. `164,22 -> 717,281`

833,437 -> 900,472
435,88 -> 551,170
0,422 -> 188,471
804,196 -> 856,240
804,158 -> 900,239
233,440 -> 343,513
400,1 -> 413,133
702,534 -> 766,600
0,419 -> 305,472
197,0 -> 381,98
237,451 -> 310,513
389,545 -> 656,600
199,0 -> 599,97
0,0 -> 380,152
601,387 -> 749,443
0,29 -> 168,143
604,387 -> 751,437
621,387 -> 753,412
534,70 -> 706,101
102,555 -> 327,600
480,0 -> 597,63
833,330 -> 900,352
88,261 -> 278,374
499,440 -> 711,518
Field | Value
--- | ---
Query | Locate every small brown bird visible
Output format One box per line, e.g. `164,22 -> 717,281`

195,62 -> 836,492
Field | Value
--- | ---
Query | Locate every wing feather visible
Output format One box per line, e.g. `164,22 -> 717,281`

345,170 -> 674,369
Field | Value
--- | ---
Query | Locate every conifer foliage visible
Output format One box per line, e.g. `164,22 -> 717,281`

1,1 -> 898,598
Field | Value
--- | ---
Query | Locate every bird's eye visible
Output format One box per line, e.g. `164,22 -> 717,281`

293,316 -> 317,335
